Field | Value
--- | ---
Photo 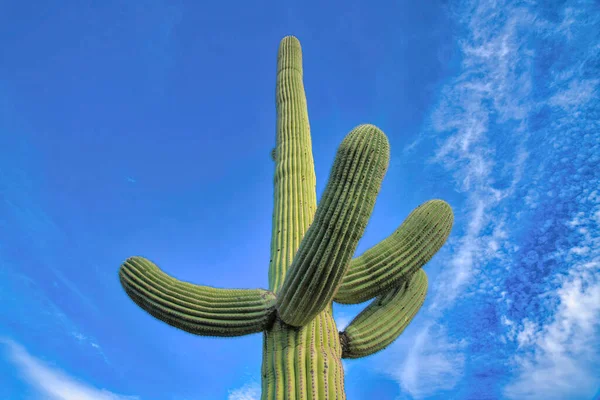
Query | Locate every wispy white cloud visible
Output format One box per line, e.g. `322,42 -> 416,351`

504,180 -> 600,399
70,330 -> 110,365
548,78 -> 599,111
383,322 -> 468,399
228,381 -> 260,400
503,260 -> 600,400
424,1 -> 536,311
385,1 -> 536,394
1,338 -> 138,400
385,0 -> 600,398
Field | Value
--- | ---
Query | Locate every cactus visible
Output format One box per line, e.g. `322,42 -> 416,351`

118,35 -> 453,399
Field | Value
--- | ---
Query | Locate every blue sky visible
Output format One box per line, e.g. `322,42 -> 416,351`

1,0 -> 599,399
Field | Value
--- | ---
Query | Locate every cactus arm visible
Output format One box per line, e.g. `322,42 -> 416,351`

334,199 -> 453,305
339,269 -> 428,359
269,36 -> 319,294
119,257 -> 277,337
276,124 -> 390,327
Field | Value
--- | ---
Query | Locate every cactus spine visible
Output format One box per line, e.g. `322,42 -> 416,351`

118,35 -> 454,399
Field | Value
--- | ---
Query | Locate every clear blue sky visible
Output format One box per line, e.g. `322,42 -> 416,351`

1,1 -> 599,399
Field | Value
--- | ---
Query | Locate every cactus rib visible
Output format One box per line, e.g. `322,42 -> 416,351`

276,124 -> 390,327
119,257 -> 277,337
334,199 -> 453,304
269,35 -> 318,294
340,269 -> 428,359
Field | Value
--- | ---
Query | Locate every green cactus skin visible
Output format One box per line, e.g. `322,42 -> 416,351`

334,199 -> 453,305
276,124 -> 390,327
340,269 -> 428,359
269,36 -> 317,295
118,35 -> 454,399
119,257 -> 277,337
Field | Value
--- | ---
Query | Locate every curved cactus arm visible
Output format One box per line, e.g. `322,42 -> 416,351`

119,257 -> 277,337
276,124 -> 390,327
334,199 -> 453,305
339,269 -> 428,359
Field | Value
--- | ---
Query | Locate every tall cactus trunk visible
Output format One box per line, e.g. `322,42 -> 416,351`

268,36 -> 317,294
117,35 -> 454,400
262,36 -> 345,399
261,307 -> 345,400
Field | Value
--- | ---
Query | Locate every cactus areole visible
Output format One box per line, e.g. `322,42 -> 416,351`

118,36 -> 454,399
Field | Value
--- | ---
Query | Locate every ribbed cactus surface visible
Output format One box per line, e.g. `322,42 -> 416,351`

118,35 -> 454,399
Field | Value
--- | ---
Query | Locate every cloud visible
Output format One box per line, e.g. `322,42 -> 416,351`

548,78 -> 599,111
422,0 -> 537,313
503,260 -> 600,400
1,338 -> 138,400
383,322 -> 468,399
503,171 -> 600,399
228,381 -> 260,400
387,2 -> 537,394
385,0 -> 600,398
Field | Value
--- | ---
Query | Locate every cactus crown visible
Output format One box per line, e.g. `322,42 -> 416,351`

118,35 -> 453,398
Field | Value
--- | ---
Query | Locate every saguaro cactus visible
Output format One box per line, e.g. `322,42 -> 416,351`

118,35 -> 453,399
